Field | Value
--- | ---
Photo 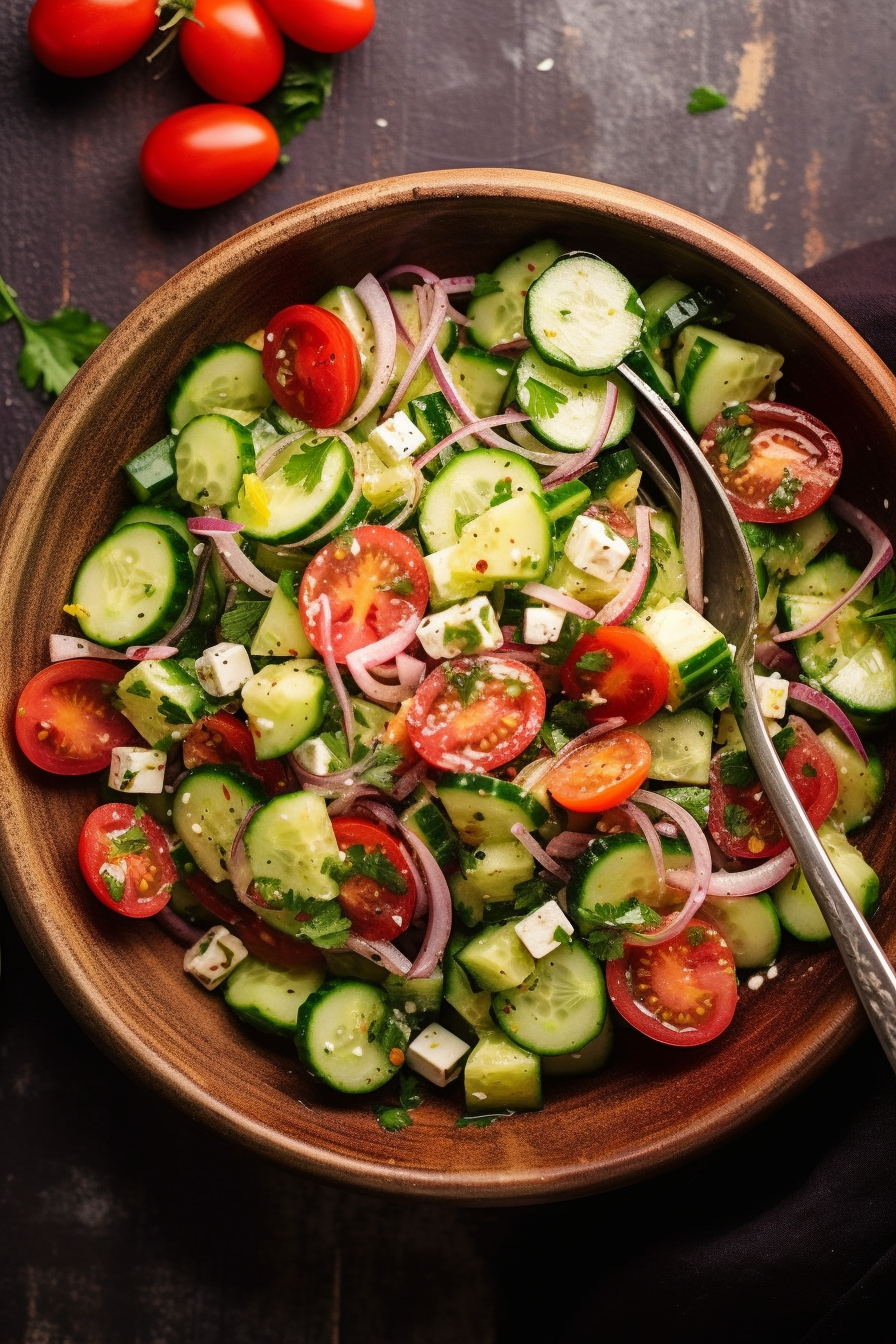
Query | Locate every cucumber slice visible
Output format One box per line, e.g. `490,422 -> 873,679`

493,940 -> 606,1055
631,598 -> 733,710
448,347 -> 517,417
172,764 -> 265,884
639,276 -> 693,337
117,658 -> 207,750
541,1016 -> 614,1076
167,344 -> 272,431
437,773 -> 548,844
317,284 -> 374,411
817,728 -> 885,833
358,446 -> 417,511
567,832 -> 693,929
71,523 -> 193,649
444,931 -> 493,1035
123,435 -> 178,503
542,481 -> 591,522
240,658 -> 327,759
295,980 -> 406,1094
457,922 -> 535,992
452,492 -> 552,584
466,239 -> 564,351
763,505 -> 838,577
418,446 -> 543,553
449,838 -> 535,928
226,433 -> 354,544
250,571 -> 314,659
399,792 -> 455,867
463,1029 -> 542,1113
113,509 -> 220,632
322,949 -> 388,984
244,790 -> 340,907
388,288 -> 458,360
633,707 -> 713,785
673,326 -> 784,434
223,954 -> 325,1036
514,348 -> 635,451
704,894 -> 781,969
525,253 -> 644,376
175,413 -> 255,508
114,505 -> 191,553
772,823 -> 879,941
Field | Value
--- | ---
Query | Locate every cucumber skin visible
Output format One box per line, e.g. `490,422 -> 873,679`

295,980 -> 404,1095
437,772 -> 549,844
71,523 -> 193,650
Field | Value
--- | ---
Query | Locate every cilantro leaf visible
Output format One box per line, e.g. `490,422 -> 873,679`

772,723 -> 797,758
554,924 -> 572,946
219,599 -> 266,648
586,929 -> 626,960
860,567 -> 896,655
687,85 -> 729,114
108,825 -> 149,859
723,803 -> 752,838
322,842 -> 408,895
281,436 -> 335,491
399,1070 -> 427,1111
456,1111 -> 514,1128
576,650 -> 613,674
99,867 -> 125,903
649,787 -> 710,828
374,1105 -> 413,1133
444,660 -> 493,706
546,699 -> 591,740
719,749 -> 757,788
454,509 -> 478,538
583,898 -> 662,960
715,418 -> 754,472
158,695 -> 193,726
768,468 -> 804,511
513,876 -> 558,913
490,477 -> 514,508
251,881 -> 352,947
687,925 -> 707,946
0,273 -> 111,398
262,48 -> 334,150
536,614 -> 598,667
802,762 -> 817,778
472,272 -> 503,299
523,376 -> 568,420
126,680 -> 151,699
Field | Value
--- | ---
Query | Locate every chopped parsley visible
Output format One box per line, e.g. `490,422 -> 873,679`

99,868 -> 125,903
576,649 -> 612,675
219,599 -> 266,648
860,566 -> 896,655
513,876 -> 558,913
687,925 -> 707,946
359,741 -> 405,792
380,576 -> 415,596
250,881 -> 352,948
802,762 -> 817,778
126,680 -> 151,699
768,468 -> 804,511
454,509 -> 478,538
536,614 -> 598,667
772,723 -> 797,758
0,271 -> 110,398
322,843 -> 408,895
443,618 -> 485,653
584,898 -> 662,961
444,660 -> 492,706
107,825 -> 149,859
158,695 -> 193,726
523,376 -> 568,420
374,1105 -> 413,1133
281,436 -> 336,491
723,803 -> 752,838
719,749 -> 757,789
489,477 -> 514,508
687,85 -> 729,114
471,272 -> 503,299
715,415 -> 754,473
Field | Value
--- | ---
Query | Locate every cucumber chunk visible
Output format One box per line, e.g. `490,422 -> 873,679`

449,838 -> 535,928
514,348 -> 635,451
466,239 -> 564,351
250,572 -> 314,659
704,894 -> 782,969
633,707 -> 713,785
567,832 -> 693,928
444,931 -> 493,1036
542,1016 -> 614,1076
123,435 -> 178,503
227,433 -> 354,544
817,728 -> 885,833
117,659 -> 207,750
672,325 -> 784,434
172,764 -> 265,884
224,955 -> 325,1036
492,940 -> 606,1055
644,509 -> 687,605
763,505 -> 838,577
437,773 -> 548,844
448,347 -> 517,417
240,658 -> 327,759
457,922 -> 535,992
175,413 -> 255,508
244,790 -> 340,908
296,980 -> 406,1094
418,446 -> 543,554
525,253 -> 644,376
451,492 -> 552,584
71,523 -> 193,649
167,344 -> 272,431
542,481 -> 591,522
407,390 -> 457,448
641,277 -> 730,345
625,342 -> 679,405
399,793 -> 455,868
383,968 -> 444,1031
772,823 -> 879,941
463,1029 -> 542,1113
631,598 -> 733,710
581,444 -> 639,498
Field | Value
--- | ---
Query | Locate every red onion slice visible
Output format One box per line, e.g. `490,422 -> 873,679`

317,594 -> 355,748
187,516 -> 244,535
155,905 -> 201,946
339,274 -> 398,431
344,610 -> 423,707
378,262 -> 440,287
773,495 -> 893,642
785,681 -> 868,762
618,802 -> 665,889
439,275 -> 475,294
510,822 -> 570,883
381,468 -> 423,533
540,381 -> 619,488
396,653 -> 425,687
348,660 -> 414,706
391,757 -> 430,801
382,283 -> 448,420
521,582 -> 596,621
229,804 -> 263,909
640,415 -> 704,612
546,831 -> 592,861
159,541 -> 213,647
665,848 -> 797,897
206,528 -> 275,598
490,338 -> 531,355
414,410 -> 532,471
345,933 -> 412,977
401,828 -> 453,979
594,505 -> 652,626
755,638 -> 802,678
427,343 -> 523,452
445,300 -> 472,328
289,748 -> 378,795
326,783 -> 391,817
50,635 -> 127,662
654,820 -> 679,839
505,420 -> 575,467
624,789 -> 712,945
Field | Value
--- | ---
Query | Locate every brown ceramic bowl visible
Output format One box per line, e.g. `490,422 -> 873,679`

1,170 -> 895,1204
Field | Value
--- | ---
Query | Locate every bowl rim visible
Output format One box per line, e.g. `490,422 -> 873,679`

2,168 -> 894,1203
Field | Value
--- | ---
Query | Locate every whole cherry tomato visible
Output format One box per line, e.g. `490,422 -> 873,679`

180,0 -> 285,105
28,0 -> 159,78
260,0 -> 375,53
139,105 -> 280,209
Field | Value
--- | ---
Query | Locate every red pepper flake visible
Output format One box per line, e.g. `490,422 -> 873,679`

475,559 -> 488,573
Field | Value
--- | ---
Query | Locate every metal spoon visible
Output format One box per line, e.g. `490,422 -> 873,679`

619,362 -> 896,1071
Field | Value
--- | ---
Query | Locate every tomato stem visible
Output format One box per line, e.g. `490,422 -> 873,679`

147,3 -> 201,64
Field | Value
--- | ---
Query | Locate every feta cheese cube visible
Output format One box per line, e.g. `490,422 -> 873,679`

564,514 -> 630,583
108,746 -> 167,794
522,605 -> 566,645
184,925 -> 248,990
756,672 -> 789,720
194,641 -> 254,698
416,597 -> 502,659
406,1022 -> 471,1087
293,736 -> 336,776
368,410 -> 427,466
515,900 -> 575,961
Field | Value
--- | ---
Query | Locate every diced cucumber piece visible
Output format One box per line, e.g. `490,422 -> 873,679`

567,832 -> 693,929
632,706 -> 713,785
545,555 -> 625,610
399,793 -> 455,868
71,523 -> 193,649
444,931 -> 493,1035
358,446 -> 417,511
117,659 -> 207,750
167,344 -> 271,431
172,764 -> 265,884
223,954 -> 326,1036
513,348 -> 635,451
175,413 -> 255,508
407,390 -> 457,448
250,571 -> 313,658
457,922 -> 535,992
525,253 -> 644,376
463,1030 -> 542,1113
424,543 -> 486,609
672,325 -> 784,434
388,287 -> 458,360
383,968 -> 444,1031
543,480 -> 591,522
541,1016 -> 614,1076
226,433 -> 354,544
493,940 -> 606,1055
704,894 -> 781,969
244,791 -> 340,909
452,492 -> 552,584
639,276 -> 693,337
645,508 -> 686,604
466,239 -> 564,351
581,445 -> 639,498
772,823 -> 879,941
418,446 -> 543,553
168,878 -> 214,926
437,773 -> 548,844
449,838 -> 534,928
817,728 -> 885,833
240,658 -> 327,759
296,980 -> 406,1094
448,347 -> 517,417
631,598 -> 733,710
763,505 -> 838,577
625,342 -> 679,405
641,277 -> 730,345
123,435 -> 178,502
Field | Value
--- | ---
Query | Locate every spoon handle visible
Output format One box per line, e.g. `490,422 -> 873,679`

737,674 -> 896,1070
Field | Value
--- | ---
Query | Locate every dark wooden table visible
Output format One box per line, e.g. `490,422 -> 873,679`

2,3 -> 896,1341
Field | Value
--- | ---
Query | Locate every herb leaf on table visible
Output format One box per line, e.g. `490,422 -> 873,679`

0,274 -> 110,398
264,48 -> 335,153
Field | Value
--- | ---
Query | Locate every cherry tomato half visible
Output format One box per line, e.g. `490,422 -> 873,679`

299,525 -> 429,663
79,802 -> 176,917
700,401 -> 843,523
561,627 -> 669,726
606,917 -> 738,1046
546,729 -> 652,812
708,715 -> 838,860
139,104 -> 280,209
180,0 -> 285,104
15,660 -> 139,775
182,711 -> 288,795
28,0 -> 159,78
407,656 -> 546,773
262,304 -> 362,428
260,0 -> 375,53
184,872 -> 323,968
330,817 -> 416,941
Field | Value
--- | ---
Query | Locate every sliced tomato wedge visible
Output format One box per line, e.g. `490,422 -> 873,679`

561,627 -> 669,726
262,303 -> 361,428
406,655 -> 546,773
79,803 -> 176,918
709,714 -> 838,859
546,729 -> 652,812
299,525 -> 429,664
16,660 -> 140,775
183,872 -> 323,969
330,817 -> 416,942
700,401 -> 842,523
182,711 -> 287,794
606,917 -> 738,1046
